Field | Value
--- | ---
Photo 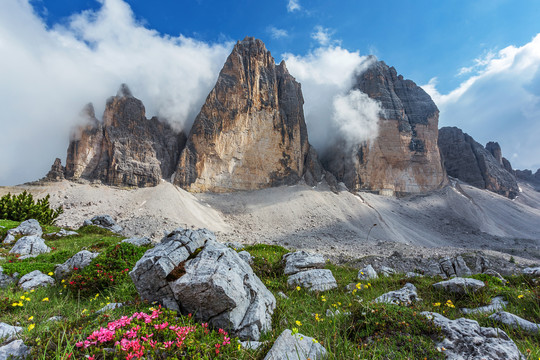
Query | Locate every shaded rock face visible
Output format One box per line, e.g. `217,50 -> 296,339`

515,168 -> 540,184
323,60 -> 447,194
44,158 -> 65,181
65,87 -> 186,187
174,37 -> 310,192
438,127 -> 519,198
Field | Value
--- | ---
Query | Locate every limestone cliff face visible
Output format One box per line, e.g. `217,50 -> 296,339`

438,127 -> 519,199
174,37 -> 311,192
65,85 -> 186,187
323,60 -> 447,194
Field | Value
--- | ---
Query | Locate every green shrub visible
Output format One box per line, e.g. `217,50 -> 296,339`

66,243 -> 148,295
0,191 -> 63,225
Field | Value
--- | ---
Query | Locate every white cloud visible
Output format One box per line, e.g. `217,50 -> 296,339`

0,0 -> 232,185
268,26 -> 288,39
287,0 -> 301,12
311,26 -> 335,46
283,47 -> 378,152
332,90 -> 381,146
423,33 -> 540,171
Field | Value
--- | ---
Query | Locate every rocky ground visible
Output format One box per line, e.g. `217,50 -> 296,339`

1,177 -> 539,273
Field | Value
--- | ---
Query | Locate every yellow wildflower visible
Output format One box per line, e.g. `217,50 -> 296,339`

48,272 -> 53,276
295,320 -> 302,326
61,279 -> 65,283
30,289 -> 34,293
356,283 -> 362,289
42,297 -> 49,302
296,286 -> 301,291
433,302 -> 441,307
321,295 -> 326,302
28,316 -> 34,321
28,324 -> 35,331
312,339 -> 318,343
518,294 -> 524,299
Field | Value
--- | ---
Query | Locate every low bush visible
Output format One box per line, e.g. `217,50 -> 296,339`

66,243 -> 148,295
0,191 -> 63,225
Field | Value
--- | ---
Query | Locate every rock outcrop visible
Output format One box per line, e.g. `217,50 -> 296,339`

323,60 -> 447,195
438,127 -> 519,198
174,37 -> 312,192
63,87 -> 186,187
44,158 -> 65,181
515,168 -> 540,184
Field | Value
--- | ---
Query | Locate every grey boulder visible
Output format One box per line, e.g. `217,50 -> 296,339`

379,266 -> 396,277
9,236 -> 50,258
0,323 -> 22,341
489,311 -> 539,334
283,251 -> 325,275
427,256 -> 472,279
422,312 -> 525,360
18,270 -> 54,291
432,277 -> 484,294
83,215 -> 123,234
170,240 -> 276,341
55,250 -> 99,280
461,296 -> 508,315
375,283 -> 421,306
47,229 -> 78,237
263,329 -> 327,360
0,267 -> 16,289
121,237 -> 152,247
405,272 -> 424,278
287,269 -> 337,292
357,264 -> 378,280
0,340 -> 29,359
131,228 -> 275,341
523,267 -> 540,276
3,219 -> 42,244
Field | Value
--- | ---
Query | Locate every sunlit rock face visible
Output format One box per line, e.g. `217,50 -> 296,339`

323,60 -> 447,195
173,37 -> 312,192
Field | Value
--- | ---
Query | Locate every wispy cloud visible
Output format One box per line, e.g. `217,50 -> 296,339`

0,0 -> 232,185
311,26 -> 336,46
423,34 -> 540,171
268,26 -> 288,39
287,0 -> 301,12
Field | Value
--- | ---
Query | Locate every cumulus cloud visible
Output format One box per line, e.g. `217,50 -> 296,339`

0,0 -> 231,185
268,26 -> 288,39
283,46 -> 378,152
332,90 -> 381,146
423,34 -> 540,171
287,0 -> 301,12
311,26 -> 335,46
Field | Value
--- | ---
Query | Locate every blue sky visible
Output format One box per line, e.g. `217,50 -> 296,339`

1,0 -> 539,185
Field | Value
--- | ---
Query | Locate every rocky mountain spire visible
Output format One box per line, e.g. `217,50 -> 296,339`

323,60 -> 447,195
174,37 -> 317,192
63,85 -> 186,187
438,127 -> 519,198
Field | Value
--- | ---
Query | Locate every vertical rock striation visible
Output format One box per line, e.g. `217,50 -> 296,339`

174,37 -> 312,192
438,127 -> 519,198
63,85 -> 186,187
323,60 -> 447,194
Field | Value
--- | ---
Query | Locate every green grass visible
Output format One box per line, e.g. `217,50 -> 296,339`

1,219 -> 539,359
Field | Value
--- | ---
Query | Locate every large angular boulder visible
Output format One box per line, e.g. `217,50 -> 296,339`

9,236 -> 50,259
438,127 -> 519,198
174,37 -> 312,192
432,277 -> 485,294
489,312 -> 539,334
422,312 -> 525,360
374,283 -> 420,306
263,329 -> 327,360
55,250 -> 99,280
287,269 -> 337,292
426,256 -> 473,279
322,59 -> 447,194
3,219 -> 42,244
283,251 -> 325,275
83,215 -> 123,234
0,266 -> 16,289
18,270 -> 55,291
130,228 -> 275,341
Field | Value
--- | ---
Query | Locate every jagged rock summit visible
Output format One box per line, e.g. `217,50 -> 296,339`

323,59 -> 448,195
438,127 -> 519,198
59,85 -> 186,187
174,37 -> 316,192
